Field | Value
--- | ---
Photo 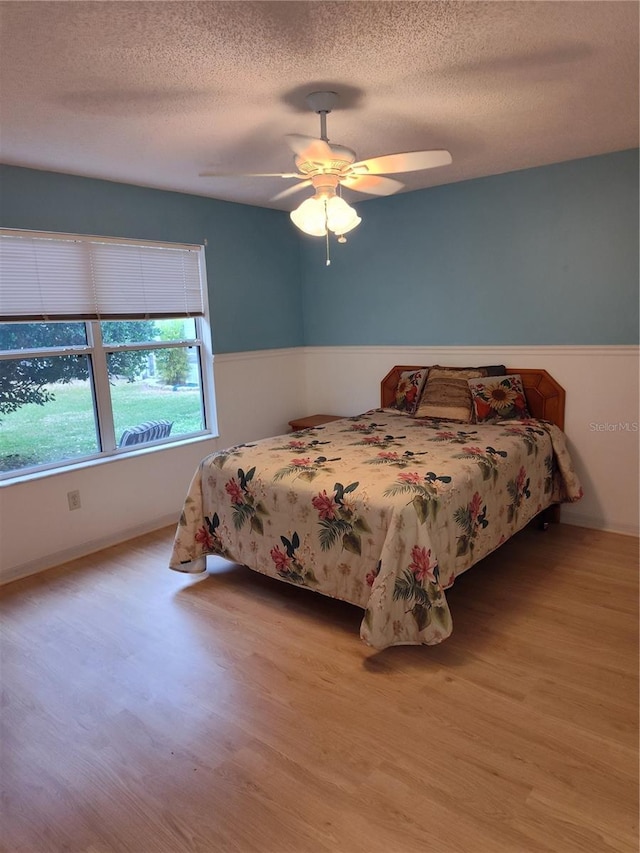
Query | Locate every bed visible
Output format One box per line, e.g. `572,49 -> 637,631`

170,366 -> 582,649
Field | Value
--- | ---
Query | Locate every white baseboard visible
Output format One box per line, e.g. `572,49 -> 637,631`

0,513 -> 178,586
561,514 -> 639,539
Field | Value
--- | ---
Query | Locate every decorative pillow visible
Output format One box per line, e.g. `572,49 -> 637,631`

477,364 -> 507,377
468,374 -> 531,423
414,366 -> 484,422
394,368 -> 429,415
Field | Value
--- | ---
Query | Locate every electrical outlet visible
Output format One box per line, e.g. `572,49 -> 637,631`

67,490 -> 81,511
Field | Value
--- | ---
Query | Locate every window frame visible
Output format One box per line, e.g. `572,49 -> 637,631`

0,233 -> 217,482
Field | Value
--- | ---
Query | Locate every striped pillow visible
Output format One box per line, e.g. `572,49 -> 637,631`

414,366 -> 484,422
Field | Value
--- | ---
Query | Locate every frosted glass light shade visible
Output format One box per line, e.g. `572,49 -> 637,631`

290,198 -> 328,236
325,196 -> 361,235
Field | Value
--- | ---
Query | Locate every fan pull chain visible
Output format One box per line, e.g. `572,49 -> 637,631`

336,184 -> 347,244
324,199 -> 331,266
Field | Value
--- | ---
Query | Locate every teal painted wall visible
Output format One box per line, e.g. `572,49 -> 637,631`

2,151 -> 638,350
300,149 -> 639,345
0,165 -> 303,353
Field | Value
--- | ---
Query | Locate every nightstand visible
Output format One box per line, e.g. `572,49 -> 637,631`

288,414 -> 343,431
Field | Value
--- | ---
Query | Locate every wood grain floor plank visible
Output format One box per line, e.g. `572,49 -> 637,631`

1,523 -> 637,852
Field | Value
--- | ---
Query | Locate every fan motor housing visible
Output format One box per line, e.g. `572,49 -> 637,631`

294,155 -> 356,176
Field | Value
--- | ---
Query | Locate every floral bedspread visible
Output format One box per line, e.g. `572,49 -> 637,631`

170,410 -> 582,649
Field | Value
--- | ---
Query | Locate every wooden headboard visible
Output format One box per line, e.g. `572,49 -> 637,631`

381,366 -> 566,430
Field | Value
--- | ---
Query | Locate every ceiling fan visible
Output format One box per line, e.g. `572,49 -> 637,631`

200,91 -> 452,253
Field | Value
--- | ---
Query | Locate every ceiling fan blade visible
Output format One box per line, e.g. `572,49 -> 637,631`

341,174 -> 404,196
350,150 -> 452,175
271,180 -> 313,202
199,170 -> 302,178
285,134 -> 334,162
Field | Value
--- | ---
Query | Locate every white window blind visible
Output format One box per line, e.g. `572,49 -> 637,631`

0,230 -> 205,320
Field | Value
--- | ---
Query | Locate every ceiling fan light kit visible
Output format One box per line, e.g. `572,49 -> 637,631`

201,89 -> 452,264
290,195 -> 361,238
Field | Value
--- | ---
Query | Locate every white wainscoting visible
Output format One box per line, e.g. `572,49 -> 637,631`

1,344 -> 636,584
213,347 -> 306,446
303,346 -> 639,537
0,348 -> 304,584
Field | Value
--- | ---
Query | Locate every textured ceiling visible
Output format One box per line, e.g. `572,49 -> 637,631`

0,1 -> 638,211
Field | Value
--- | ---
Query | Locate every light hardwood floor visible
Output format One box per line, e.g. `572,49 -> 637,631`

1,523 -> 637,853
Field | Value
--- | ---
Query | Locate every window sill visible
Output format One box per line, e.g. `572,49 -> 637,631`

0,432 -> 219,487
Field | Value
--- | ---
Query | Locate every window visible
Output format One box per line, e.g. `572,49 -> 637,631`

0,230 -> 216,478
